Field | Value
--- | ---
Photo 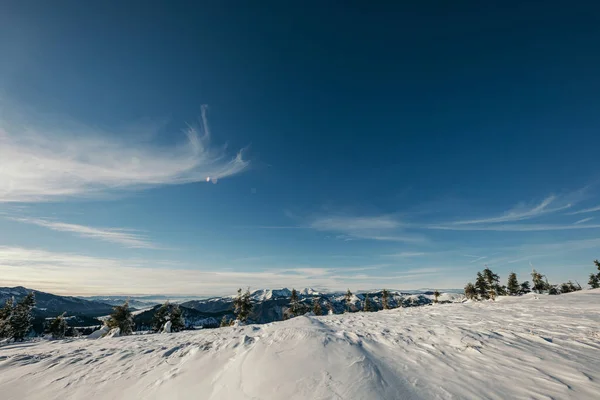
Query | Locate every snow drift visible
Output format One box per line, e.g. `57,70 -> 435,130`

1,290 -> 599,399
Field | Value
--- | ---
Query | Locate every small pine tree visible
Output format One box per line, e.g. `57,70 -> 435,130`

48,313 -> 68,339
344,289 -> 353,313
312,298 -> 322,316
589,273 -> 600,289
0,298 -> 14,339
220,315 -> 230,327
363,294 -> 371,312
233,288 -> 253,323
152,302 -> 170,332
483,267 -> 500,300
507,272 -> 520,296
106,300 -> 134,335
169,304 -> 185,332
289,289 -> 300,317
589,260 -> 600,289
11,292 -> 35,341
381,289 -> 390,310
475,272 -> 489,300
520,281 -> 531,294
464,283 -> 477,300
433,290 -> 440,304
531,269 -> 548,293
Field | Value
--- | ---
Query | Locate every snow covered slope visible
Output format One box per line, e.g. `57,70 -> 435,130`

1,290 -> 599,399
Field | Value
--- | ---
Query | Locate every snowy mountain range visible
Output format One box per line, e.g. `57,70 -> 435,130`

0,286 -> 464,330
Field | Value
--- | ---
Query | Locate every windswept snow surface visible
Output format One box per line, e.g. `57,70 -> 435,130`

1,290 -> 600,399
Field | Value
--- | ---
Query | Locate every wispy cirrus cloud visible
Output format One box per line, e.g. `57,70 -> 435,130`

448,195 -> 571,225
427,223 -> 600,231
568,205 -> 600,215
574,217 -> 594,225
310,215 -> 427,244
8,217 -> 157,249
0,103 -> 249,203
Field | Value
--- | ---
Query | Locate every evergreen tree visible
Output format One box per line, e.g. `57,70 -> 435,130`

289,288 -> 301,317
507,272 -> 520,296
531,269 -> 548,293
233,288 -> 253,323
363,294 -> 371,312
464,283 -> 477,300
152,302 -> 170,332
312,298 -> 322,316
106,300 -> 134,335
520,281 -> 531,294
433,290 -> 440,304
169,304 -> 185,332
589,260 -> 600,289
483,267 -> 500,300
0,298 -> 14,339
48,313 -> 67,339
11,292 -> 35,341
475,272 -> 489,300
589,273 -> 600,289
344,289 -> 353,313
381,289 -> 390,310
220,315 -> 230,327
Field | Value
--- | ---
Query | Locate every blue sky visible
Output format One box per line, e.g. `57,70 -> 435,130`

1,2 -> 600,295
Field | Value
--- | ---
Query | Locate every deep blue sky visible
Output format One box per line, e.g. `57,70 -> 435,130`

1,1 -> 600,295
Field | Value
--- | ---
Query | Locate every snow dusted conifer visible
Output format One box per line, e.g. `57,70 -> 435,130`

531,269 -> 548,294
152,302 -> 170,332
464,283 -> 477,300
382,289 -> 390,310
106,300 -> 134,335
475,272 -> 489,300
589,273 -> 600,289
344,289 -> 353,313
507,272 -> 520,296
312,297 -> 322,316
589,260 -> 600,289
169,304 -> 185,332
0,298 -> 14,339
483,267 -> 500,300
520,281 -> 531,294
48,313 -> 67,339
11,292 -> 35,341
433,290 -> 440,304
363,294 -> 371,312
233,288 -> 252,323
289,289 -> 300,317
220,315 -> 230,327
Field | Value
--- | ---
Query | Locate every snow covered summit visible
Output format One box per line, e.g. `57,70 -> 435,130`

1,289 -> 599,399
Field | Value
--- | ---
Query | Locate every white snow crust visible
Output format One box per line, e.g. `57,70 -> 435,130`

1,290 -> 599,399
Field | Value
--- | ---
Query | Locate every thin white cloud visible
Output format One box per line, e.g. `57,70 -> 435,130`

469,256 -> 487,264
428,223 -> 600,231
309,215 -> 427,244
449,195 -> 571,225
7,217 -> 156,249
310,216 -> 400,231
574,217 -> 594,225
568,205 -> 600,215
0,104 -> 249,203
384,252 -> 427,258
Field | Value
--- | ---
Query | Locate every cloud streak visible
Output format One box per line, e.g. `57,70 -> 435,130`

449,195 -> 571,225
568,205 -> 600,215
7,217 -> 157,249
0,104 -> 249,203
428,223 -> 600,231
310,215 -> 426,244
